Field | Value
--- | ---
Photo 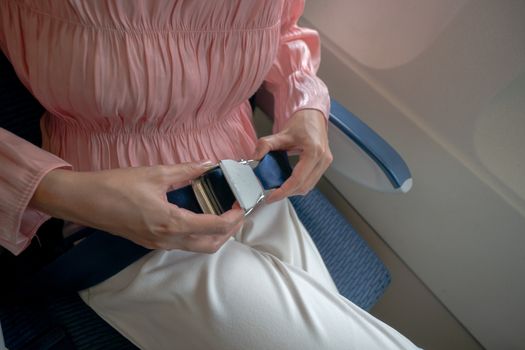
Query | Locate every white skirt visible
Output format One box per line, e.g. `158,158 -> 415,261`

79,199 -> 420,350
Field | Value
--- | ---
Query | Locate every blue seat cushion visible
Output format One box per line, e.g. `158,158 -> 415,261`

290,189 -> 391,311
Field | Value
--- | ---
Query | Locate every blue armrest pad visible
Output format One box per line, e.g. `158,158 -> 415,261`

329,100 -> 412,191
254,87 -> 412,192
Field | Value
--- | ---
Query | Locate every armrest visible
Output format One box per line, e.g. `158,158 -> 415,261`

329,100 -> 412,193
254,90 -> 412,193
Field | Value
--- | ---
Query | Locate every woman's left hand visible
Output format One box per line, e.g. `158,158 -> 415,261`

252,109 -> 333,203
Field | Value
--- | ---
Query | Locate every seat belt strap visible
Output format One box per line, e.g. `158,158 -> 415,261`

18,151 -> 292,297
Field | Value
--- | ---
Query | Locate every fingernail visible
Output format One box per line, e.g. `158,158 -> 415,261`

199,160 -> 216,168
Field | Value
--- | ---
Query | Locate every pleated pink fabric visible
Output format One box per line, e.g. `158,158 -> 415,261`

0,0 -> 330,255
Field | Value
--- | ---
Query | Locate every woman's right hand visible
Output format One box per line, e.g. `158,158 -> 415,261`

29,163 -> 245,253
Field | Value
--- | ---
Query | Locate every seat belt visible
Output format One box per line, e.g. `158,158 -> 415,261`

17,151 -> 292,297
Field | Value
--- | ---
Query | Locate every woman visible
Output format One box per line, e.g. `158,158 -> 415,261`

0,0 -> 419,349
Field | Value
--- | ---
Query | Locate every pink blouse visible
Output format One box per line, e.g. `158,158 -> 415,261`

0,0 -> 329,255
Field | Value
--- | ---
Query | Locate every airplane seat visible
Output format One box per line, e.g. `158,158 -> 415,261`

0,51 -> 402,350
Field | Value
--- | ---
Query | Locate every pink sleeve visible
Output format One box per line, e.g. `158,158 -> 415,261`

263,0 -> 330,133
0,127 -> 71,256
0,16 -> 72,255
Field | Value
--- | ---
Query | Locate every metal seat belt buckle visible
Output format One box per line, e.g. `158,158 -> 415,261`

191,159 -> 265,216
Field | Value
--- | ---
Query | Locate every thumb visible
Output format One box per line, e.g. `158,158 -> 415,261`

161,161 -> 216,189
252,133 -> 293,160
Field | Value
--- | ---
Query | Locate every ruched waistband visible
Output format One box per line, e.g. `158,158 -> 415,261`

41,103 -> 257,171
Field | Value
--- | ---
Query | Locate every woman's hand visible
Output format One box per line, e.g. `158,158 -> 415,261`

30,163 -> 244,253
252,109 -> 333,203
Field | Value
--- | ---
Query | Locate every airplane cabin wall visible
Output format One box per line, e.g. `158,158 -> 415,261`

302,1 -> 525,349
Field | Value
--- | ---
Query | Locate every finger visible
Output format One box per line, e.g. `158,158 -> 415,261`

298,159 -> 326,195
185,216 -> 243,241
265,170 -> 304,203
295,148 -> 327,190
252,133 -> 295,160
183,219 -> 242,253
174,207 -> 244,236
159,161 -> 217,189
293,149 -> 332,197
285,144 -> 332,196
265,152 -> 317,203
265,174 -> 303,203
300,150 -> 333,193
182,234 -> 223,254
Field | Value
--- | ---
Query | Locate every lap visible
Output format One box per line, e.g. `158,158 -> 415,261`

79,200 -> 419,350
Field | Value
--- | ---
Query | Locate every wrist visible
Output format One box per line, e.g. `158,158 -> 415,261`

282,109 -> 328,135
29,168 -> 79,218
